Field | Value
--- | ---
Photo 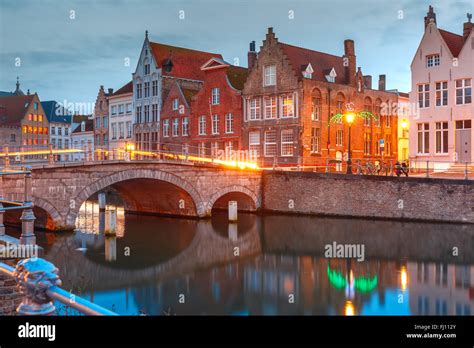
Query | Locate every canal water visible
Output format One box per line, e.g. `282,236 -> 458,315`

12,201 -> 474,316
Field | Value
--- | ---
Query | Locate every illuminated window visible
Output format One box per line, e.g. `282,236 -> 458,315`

264,96 -> 277,119
281,95 -> 294,118
249,98 -> 261,120
281,129 -> 294,156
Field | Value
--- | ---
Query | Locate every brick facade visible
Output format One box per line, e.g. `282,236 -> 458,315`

93,86 -> 111,160
242,28 -> 399,168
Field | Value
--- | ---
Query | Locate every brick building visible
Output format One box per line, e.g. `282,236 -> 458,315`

188,58 -> 247,158
133,31 -> 221,153
242,28 -> 399,168
93,85 -> 113,160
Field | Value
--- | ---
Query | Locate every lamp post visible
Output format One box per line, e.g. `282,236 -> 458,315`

125,143 -> 134,161
345,112 -> 355,174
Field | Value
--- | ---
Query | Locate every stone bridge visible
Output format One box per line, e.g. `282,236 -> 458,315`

1,161 -> 262,231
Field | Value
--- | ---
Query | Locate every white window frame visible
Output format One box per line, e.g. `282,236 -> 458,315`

281,94 -> 294,118
280,129 -> 294,157
172,118 -> 179,136
225,113 -> 234,134
249,98 -> 261,120
436,81 -> 448,107
264,96 -> 277,119
435,122 -> 448,154
336,129 -> 343,146
212,114 -> 220,135
264,130 -> 277,157
311,128 -> 320,153
264,65 -> 276,86
211,88 -> 220,105
163,119 -> 169,137
199,115 -> 206,135
456,79 -> 472,105
426,54 -> 440,67
172,98 -> 179,110
249,131 -> 260,158
417,123 -> 430,154
182,117 -> 189,136
418,83 -> 430,108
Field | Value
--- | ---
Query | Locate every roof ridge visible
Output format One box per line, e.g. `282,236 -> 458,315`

438,28 -> 463,38
149,41 -> 221,56
279,42 -> 343,59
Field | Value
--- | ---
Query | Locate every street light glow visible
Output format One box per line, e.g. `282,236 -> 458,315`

345,112 -> 355,124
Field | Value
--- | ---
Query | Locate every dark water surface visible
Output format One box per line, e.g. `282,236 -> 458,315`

19,201 -> 474,316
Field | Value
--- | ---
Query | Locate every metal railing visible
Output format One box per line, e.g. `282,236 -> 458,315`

0,258 -> 116,315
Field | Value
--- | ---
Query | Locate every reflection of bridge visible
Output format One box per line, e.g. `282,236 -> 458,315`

1,161 -> 262,230
44,219 -> 262,290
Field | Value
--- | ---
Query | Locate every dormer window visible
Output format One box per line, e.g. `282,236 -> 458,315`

426,54 -> 440,67
81,121 -> 85,132
302,63 -> 313,79
325,68 -> 337,83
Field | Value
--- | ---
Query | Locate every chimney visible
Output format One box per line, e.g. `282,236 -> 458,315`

378,74 -> 386,91
463,13 -> 473,41
363,75 -> 372,89
343,39 -> 356,86
248,41 -> 257,70
424,5 -> 437,29
108,88 -> 114,95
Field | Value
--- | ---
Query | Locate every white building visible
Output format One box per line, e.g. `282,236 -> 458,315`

108,81 -> 133,159
71,119 -> 94,161
41,101 -> 72,162
409,6 -> 473,169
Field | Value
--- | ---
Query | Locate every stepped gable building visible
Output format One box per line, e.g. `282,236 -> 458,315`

409,6 -> 473,167
133,31 -> 222,153
93,85 -> 113,160
242,27 -> 399,168
108,81 -> 133,159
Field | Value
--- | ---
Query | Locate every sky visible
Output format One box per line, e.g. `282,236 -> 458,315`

0,0 -> 472,112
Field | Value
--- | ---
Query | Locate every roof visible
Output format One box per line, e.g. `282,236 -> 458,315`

398,91 -> 409,98
438,29 -> 464,57
72,114 -> 92,124
0,94 -> 35,125
72,119 -> 94,134
41,101 -> 72,124
111,81 -> 133,96
181,87 -> 199,105
279,43 -> 346,84
149,41 -> 222,81
226,66 -> 248,90
0,91 -> 15,97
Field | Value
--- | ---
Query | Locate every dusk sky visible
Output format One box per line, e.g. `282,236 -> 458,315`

1,0 -> 472,112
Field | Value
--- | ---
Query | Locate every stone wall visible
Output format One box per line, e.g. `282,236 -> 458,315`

262,171 -> 474,223
0,260 -> 22,315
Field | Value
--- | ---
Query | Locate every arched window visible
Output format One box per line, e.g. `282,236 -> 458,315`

364,97 -> 372,126
374,98 -> 382,127
311,88 -> 322,121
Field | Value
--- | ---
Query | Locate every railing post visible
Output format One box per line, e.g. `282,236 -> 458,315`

325,158 -> 329,174
426,160 -> 430,178
465,161 -> 469,180
13,258 -> 61,315
390,160 -> 393,177
20,168 -> 36,245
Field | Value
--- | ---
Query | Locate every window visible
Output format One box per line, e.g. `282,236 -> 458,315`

198,143 -> 206,157
211,88 -> 220,105
160,119 -> 169,137
10,134 -> 15,142
418,84 -> 430,108
38,114 -> 43,122
312,97 -> 321,121
417,123 -> 430,154
65,128 -> 69,136
311,128 -> 320,153
65,139 -> 69,149
436,81 -> 448,106
281,94 -> 294,118
364,133 -> 371,155
95,117 -> 101,129
58,127 -> 62,136
136,83 -> 142,99
225,113 -> 234,133
264,96 -> 277,119
281,129 -> 294,156
336,129 -> 343,146
126,103 -> 132,113
144,63 -> 150,75
51,126 -> 56,135
264,131 -> 277,157
172,118 -> 179,136
364,98 -> 372,126
264,65 -> 276,86
249,131 -> 260,157
111,106 -> 117,115
456,120 -> 472,129
436,122 -> 448,154
199,115 -> 206,135
385,115 -> 391,128
426,54 -> 440,67
172,98 -> 179,110
152,80 -> 158,96
119,122 -> 124,139
144,105 -> 150,123
456,79 -> 472,105
51,139 -> 56,148
385,137 -> 391,155
152,104 -> 158,122
144,82 -> 150,98
34,102 -> 38,110
118,104 -> 124,114
249,98 -> 261,120
212,115 -> 219,134
136,106 -> 142,123
57,139 -> 62,149
182,117 -> 189,136
126,121 -> 132,138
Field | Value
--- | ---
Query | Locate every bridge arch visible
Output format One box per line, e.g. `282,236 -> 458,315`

206,185 -> 260,214
33,197 -> 63,230
65,169 -> 205,226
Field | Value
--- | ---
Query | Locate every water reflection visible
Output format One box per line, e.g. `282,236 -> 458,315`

30,202 -> 474,316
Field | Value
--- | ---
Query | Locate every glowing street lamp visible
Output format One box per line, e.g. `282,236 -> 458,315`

401,119 -> 409,130
345,112 -> 355,174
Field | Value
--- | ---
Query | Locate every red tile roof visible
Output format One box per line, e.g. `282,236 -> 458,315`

72,119 -> 94,133
279,43 -> 346,84
149,42 -> 222,81
0,94 -> 35,125
439,29 -> 464,57
111,81 -> 133,96
226,66 -> 248,90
